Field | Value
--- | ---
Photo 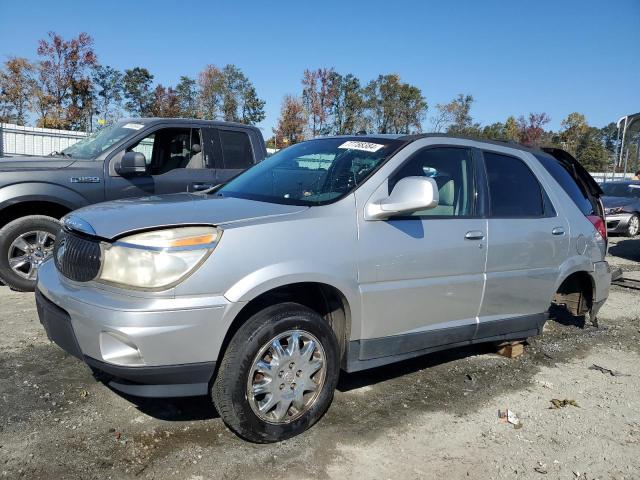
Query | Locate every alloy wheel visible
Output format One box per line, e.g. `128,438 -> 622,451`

629,215 -> 639,236
246,330 -> 326,424
7,230 -> 56,280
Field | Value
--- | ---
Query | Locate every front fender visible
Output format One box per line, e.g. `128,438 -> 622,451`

223,260 -> 361,335
0,182 -> 90,211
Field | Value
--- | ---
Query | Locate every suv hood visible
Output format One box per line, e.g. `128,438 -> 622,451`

66,193 -> 309,240
0,156 -> 76,171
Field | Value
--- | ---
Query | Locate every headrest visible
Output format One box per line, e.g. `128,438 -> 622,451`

191,143 -> 202,153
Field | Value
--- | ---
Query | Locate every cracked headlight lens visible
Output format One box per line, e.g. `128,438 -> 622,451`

98,226 -> 220,290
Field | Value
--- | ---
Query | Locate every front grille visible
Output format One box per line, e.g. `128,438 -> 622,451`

53,228 -> 102,282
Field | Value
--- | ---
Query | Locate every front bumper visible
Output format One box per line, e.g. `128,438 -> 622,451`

35,259 -> 237,397
605,213 -> 632,233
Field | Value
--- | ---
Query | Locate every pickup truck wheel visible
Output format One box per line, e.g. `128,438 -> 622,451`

625,214 -> 639,237
212,302 -> 340,443
0,215 -> 60,292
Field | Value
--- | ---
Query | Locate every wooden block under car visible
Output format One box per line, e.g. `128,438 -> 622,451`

496,341 -> 524,358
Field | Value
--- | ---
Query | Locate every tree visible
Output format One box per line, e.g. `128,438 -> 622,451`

0,57 -> 36,125
92,65 -> 123,126
198,65 -> 224,120
332,73 -> 364,135
35,31 -> 97,129
517,112 -> 551,147
560,112 -> 589,156
123,67 -> 154,116
149,84 -> 181,117
445,94 -> 476,135
302,68 -> 336,136
576,126 -> 609,171
240,84 -> 266,125
273,94 -> 306,146
481,122 -> 505,140
362,74 -> 426,134
503,116 -> 520,141
175,76 -> 198,118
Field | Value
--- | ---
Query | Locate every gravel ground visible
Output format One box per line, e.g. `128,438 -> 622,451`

1,237 -> 639,480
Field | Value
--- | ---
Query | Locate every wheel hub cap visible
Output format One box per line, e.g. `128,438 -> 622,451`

8,230 -> 56,280
247,330 -> 326,424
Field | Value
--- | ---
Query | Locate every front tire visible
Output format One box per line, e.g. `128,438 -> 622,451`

625,213 -> 639,237
212,302 -> 340,443
0,215 -> 60,292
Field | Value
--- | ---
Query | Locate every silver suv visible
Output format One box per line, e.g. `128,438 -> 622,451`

36,135 -> 611,442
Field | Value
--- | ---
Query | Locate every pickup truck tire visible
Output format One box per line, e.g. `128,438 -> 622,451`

0,215 -> 60,292
212,302 -> 340,443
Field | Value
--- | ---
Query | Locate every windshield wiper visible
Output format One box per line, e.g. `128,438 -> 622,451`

49,151 -> 72,158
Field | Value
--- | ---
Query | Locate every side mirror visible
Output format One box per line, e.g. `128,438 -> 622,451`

116,151 -> 147,176
366,176 -> 439,220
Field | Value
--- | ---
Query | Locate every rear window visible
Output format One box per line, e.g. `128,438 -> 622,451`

484,152 -> 545,218
535,153 -> 595,215
220,130 -> 254,169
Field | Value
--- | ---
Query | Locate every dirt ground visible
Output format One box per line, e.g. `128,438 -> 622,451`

1,237 -> 639,480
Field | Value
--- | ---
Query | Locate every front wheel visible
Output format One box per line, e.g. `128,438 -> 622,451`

0,215 -> 60,292
212,303 -> 340,443
625,213 -> 639,237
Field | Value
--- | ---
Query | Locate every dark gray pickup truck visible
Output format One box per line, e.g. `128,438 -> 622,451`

0,118 -> 266,291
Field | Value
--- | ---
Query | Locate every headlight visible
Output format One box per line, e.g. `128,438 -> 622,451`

608,207 -> 624,214
98,226 -> 220,290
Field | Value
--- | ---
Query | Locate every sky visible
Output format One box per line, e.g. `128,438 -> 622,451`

1,0 -> 639,137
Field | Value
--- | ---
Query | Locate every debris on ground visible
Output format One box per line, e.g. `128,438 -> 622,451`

498,408 -> 523,428
549,398 -> 579,409
534,461 -> 548,474
588,364 -> 629,377
78,388 -> 89,398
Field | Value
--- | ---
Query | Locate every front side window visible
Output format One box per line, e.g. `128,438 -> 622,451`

126,128 -> 202,175
388,147 -> 474,217
600,183 -> 640,199
484,152 -> 544,217
219,138 -> 405,205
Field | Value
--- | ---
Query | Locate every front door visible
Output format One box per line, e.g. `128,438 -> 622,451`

105,126 -> 216,199
477,149 -> 570,337
357,146 -> 487,360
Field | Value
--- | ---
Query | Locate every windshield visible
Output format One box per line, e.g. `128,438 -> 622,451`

60,121 -> 145,158
218,137 -> 406,205
601,183 -> 640,198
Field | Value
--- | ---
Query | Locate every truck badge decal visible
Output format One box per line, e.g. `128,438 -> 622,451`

70,177 -> 101,183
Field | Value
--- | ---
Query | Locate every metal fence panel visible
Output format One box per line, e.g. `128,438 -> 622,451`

0,123 -> 87,157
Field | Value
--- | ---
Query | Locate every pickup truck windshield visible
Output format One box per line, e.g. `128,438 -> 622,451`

218,138 -> 405,205
61,121 -> 144,159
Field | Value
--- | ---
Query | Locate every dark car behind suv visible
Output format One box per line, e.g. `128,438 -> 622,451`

600,181 -> 640,237
0,118 -> 266,291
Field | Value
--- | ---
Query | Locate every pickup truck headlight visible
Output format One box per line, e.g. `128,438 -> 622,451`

98,226 -> 220,290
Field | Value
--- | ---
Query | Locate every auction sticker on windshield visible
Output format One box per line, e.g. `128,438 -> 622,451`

338,141 -> 384,152
122,123 -> 144,130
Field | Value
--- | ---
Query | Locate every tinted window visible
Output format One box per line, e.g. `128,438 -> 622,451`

535,153 -> 594,215
389,147 -> 474,216
484,152 -> 544,217
220,130 -> 253,169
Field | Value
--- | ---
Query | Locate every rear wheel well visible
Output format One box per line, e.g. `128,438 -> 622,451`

217,283 -> 351,369
553,271 -> 594,316
0,202 -> 71,229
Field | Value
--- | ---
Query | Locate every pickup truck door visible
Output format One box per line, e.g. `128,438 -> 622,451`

104,124 -> 216,200
202,127 -> 257,185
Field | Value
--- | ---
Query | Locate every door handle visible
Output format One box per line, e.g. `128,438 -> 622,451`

191,183 -> 214,192
464,231 -> 485,240
552,227 -> 565,236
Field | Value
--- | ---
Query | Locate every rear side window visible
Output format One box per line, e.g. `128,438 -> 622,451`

484,152 -> 545,218
219,130 -> 253,169
535,153 -> 595,215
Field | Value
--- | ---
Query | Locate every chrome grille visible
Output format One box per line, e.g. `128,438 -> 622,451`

53,229 -> 102,282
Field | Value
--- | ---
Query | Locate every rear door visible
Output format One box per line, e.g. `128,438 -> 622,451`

217,128 -> 256,183
477,149 -> 569,337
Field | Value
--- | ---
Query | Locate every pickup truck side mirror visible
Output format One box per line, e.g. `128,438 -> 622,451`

116,151 -> 148,176
366,176 -> 439,220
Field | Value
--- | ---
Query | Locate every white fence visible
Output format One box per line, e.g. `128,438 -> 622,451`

0,123 -> 87,157
589,172 -> 634,183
